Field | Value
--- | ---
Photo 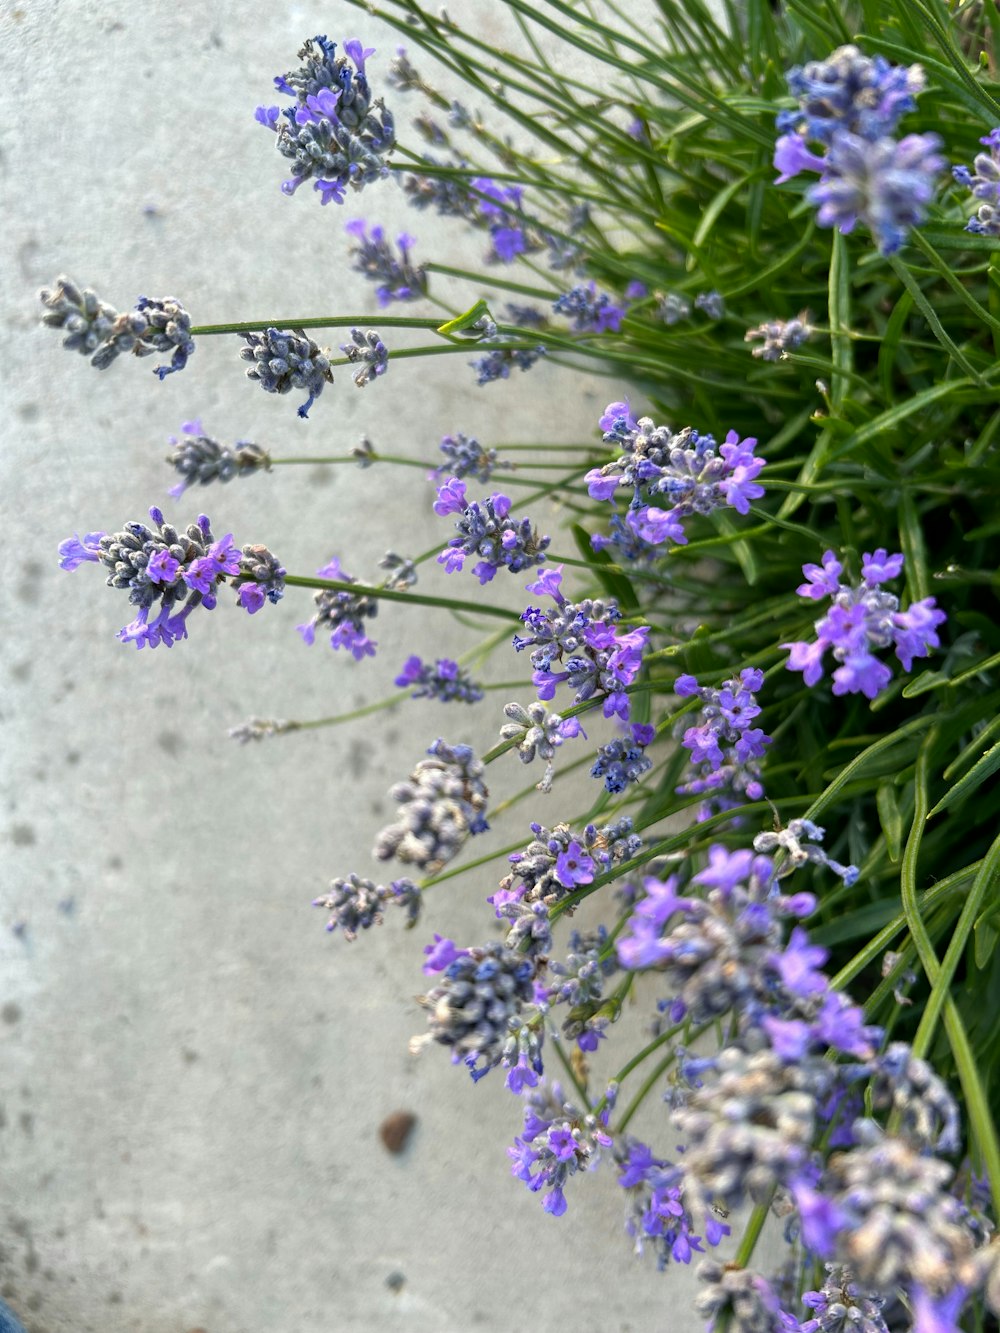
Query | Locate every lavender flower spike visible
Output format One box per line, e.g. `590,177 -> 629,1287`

256,35 -> 394,206
437,485 -> 549,583
40,277 -> 195,378
239,328 -> 333,418
60,508 -> 281,648
373,739 -> 488,873
341,327 -> 389,387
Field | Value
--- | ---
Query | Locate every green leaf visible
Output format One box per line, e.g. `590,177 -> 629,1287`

437,300 -> 494,338
876,780 -> 904,862
822,381 -> 968,467
901,670 -> 950,698
888,255 -> 984,382
898,490 -> 931,602
828,231 -> 852,411
975,913 -> 999,971
878,289 -> 914,403
928,739 -> 1000,818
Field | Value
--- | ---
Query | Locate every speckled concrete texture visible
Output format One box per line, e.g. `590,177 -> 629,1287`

0,3 -> 779,1331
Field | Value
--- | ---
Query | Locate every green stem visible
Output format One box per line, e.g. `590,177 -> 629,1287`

284,574 -> 523,622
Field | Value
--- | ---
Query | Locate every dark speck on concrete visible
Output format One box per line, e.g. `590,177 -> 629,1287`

10,661 -> 31,683
157,731 -> 184,757
10,824 -> 36,847
2,1004 -> 22,1025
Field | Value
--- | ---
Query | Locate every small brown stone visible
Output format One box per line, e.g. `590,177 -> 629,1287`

379,1110 -> 416,1154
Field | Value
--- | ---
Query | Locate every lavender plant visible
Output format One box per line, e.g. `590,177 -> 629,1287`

39,2 -> 1000,1329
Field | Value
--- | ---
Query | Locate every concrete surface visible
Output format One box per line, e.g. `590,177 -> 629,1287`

0,2 -> 779,1331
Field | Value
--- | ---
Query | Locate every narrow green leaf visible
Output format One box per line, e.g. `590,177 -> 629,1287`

878,289 -> 914,403
901,670 -> 950,698
913,828 -> 1000,1054
898,490 -> 931,602
917,227 -> 1000,254
691,171 -> 756,253
822,381 -> 967,466
828,231 -> 852,410
975,914 -> 999,971
437,300 -> 493,338
876,781 -> 904,862
927,740 -> 1000,818
888,255 -> 984,382
945,714 -> 1000,780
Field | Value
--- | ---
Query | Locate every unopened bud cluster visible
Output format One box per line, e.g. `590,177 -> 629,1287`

40,276 -> 195,379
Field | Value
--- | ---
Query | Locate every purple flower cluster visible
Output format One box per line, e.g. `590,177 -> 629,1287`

297,555 -> 377,659
784,549 -> 946,699
413,938 -> 538,1082
542,925 -> 619,1050
585,402 -> 765,558
490,816 -> 641,956
616,1138 -> 730,1268
395,655 -> 483,704
773,44 -> 942,253
513,566 -> 649,721
239,327 -> 333,418
470,338 -> 547,385
373,739 -> 488,873
675,668 -> 771,818
344,219 -> 427,303
434,479 -> 550,582
59,508 -> 283,649
472,176 -> 532,264
953,128 -> 1000,236
615,848 -> 818,1022
552,282 -> 624,334
507,1081 -> 612,1216
745,312 -> 813,361
40,276 -> 195,379
608,830 -> 997,1330
165,420 -> 270,497
499,699 -> 583,793
591,722 -> 655,793
340,326 -> 389,387
255,35 -> 394,206
312,873 -> 421,939
432,432 -> 505,483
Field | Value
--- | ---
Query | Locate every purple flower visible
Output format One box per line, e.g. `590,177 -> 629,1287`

505,1052 -> 540,1095
893,598 -> 947,671
598,400 -> 638,434
798,550 -> 843,599
525,565 -> 564,601
343,39 -> 376,74
554,841 -> 595,888
790,1178 -> 847,1256
861,547 -> 905,584
58,531 -> 105,571
434,477 -> 468,515
238,583 -> 266,614
771,927 -> 829,998
774,133 -> 827,183
422,934 -> 466,974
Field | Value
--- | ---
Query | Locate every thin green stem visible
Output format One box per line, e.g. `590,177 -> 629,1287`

284,574 -> 523,622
